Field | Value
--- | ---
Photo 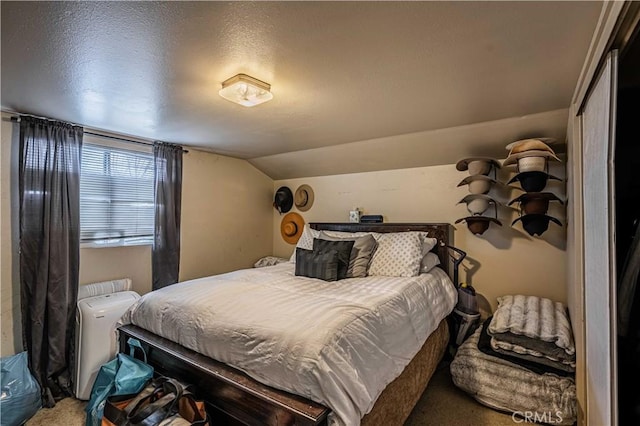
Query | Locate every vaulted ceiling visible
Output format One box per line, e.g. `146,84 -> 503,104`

1,1 -> 602,178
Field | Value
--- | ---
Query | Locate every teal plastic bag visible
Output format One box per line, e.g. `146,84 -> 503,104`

84,338 -> 154,426
0,351 -> 42,426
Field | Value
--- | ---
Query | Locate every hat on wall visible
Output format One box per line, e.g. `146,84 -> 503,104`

457,175 -> 499,194
455,216 -> 502,235
458,194 -> 500,216
273,186 -> 293,214
516,156 -> 548,173
512,214 -> 562,237
281,212 -> 305,244
505,137 -> 556,152
294,184 -> 314,212
508,192 -> 563,215
455,157 -> 501,176
503,149 -> 561,167
508,171 -> 562,192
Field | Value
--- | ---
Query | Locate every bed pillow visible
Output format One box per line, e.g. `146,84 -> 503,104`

420,252 -> 441,273
318,232 -> 378,278
312,239 -> 355,280
289,224 -> 321,262
368,231 -> 425,277
421,235 -> 438,256
295,248 -> 340,281
320,230 -> 381,240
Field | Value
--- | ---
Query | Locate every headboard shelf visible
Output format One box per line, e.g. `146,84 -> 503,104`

309,222 -> 454,279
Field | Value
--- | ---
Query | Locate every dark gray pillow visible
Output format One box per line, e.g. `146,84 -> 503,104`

312,239 -> 355,280
318,232 -> 378,278
295,248 -> 339,281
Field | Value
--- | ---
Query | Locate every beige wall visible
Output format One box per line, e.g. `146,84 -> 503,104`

1,117 -> 274,355
79,246 -> 153,296
179,149 -> 274,281
80,148 -> 275,293
273,162 -> 567,311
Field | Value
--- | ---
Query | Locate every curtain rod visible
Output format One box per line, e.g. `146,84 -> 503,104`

8,115 -> 189,153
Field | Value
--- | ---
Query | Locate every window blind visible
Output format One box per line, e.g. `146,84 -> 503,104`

80,143 -> 154,245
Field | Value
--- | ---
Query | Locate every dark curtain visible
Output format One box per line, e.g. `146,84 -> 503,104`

19,116 -> 83,407
152,142 -> 183,290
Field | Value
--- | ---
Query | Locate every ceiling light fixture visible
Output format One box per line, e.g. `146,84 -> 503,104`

219,73 -> 273,107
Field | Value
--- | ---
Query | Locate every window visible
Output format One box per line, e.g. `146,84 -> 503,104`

80,143 -> 154,247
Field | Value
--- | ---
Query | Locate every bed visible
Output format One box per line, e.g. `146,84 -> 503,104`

117,223 -> 457,425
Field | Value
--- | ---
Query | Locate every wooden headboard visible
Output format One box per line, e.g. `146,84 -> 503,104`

309,222 -> 454,279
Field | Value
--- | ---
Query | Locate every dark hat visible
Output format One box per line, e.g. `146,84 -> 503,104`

457,174 -> 499,194
455,157 -> 501,175
508,192 -> 563,215
508,171 -> 562,192
455,216 -> 502,235
273,186 -> 293,214
458,194 -> 500,215
512,214 -> 562,236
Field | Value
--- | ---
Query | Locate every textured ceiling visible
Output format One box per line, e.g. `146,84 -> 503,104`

1,1 -> 601,167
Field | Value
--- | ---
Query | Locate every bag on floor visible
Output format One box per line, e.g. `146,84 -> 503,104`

0,351 -> 42,426
102,376 -> 209,426
85,338 -> 154,426
101,376 -> 209,426
162,388 -> 209,426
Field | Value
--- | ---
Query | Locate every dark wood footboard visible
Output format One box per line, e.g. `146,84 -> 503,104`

118,324 -> 329,426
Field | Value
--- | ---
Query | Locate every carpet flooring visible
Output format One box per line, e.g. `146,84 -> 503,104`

25,360 -> 515,426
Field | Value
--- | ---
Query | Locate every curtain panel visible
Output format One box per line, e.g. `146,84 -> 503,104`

19,116 -> 83,407
152,142 -> 183,290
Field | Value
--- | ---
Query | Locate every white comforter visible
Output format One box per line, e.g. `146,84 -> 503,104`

119,263 -> 457,425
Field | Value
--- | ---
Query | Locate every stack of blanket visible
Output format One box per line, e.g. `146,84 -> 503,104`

450,295 -> 577,425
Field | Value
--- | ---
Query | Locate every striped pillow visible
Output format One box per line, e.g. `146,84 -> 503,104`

312,238 -> 355,280
295,248 -> 340,281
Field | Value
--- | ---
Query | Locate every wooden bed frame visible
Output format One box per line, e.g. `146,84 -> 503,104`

118,222 -> 454,425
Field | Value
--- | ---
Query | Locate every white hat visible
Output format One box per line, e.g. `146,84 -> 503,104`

456,157 -> 501,175
458,194 -> 500,215
517,156 -> 547,173
457,175 -> 499,194
503,150 -> 561,167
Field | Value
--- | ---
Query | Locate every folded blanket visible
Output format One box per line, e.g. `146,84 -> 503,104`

491,337 -> 575,371
477,318 -> 573,376
488,295 -> 575,363
451,326 -> 577,425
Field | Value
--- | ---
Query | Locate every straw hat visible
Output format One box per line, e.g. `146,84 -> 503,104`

455,157 -> 501,175
281,212 -> 305,244
273,186 -> 293,214
457,175 -> 499,194
294,184 -> 314,212
458,194 -> 500,216
512,214 -> 562,236
517,156 -> 548,173
508,192 -> 563,215
507,138 -> 556,156
503,150 -> 561,167
455,216 -> 502,235
505,137 -> 556,152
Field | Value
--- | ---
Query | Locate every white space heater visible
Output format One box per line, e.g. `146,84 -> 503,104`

74,281 -> 140,400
